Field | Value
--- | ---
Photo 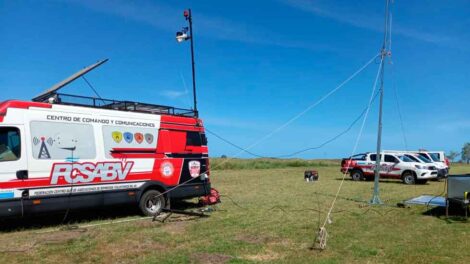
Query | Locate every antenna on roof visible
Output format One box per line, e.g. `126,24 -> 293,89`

32,59 -> 109,103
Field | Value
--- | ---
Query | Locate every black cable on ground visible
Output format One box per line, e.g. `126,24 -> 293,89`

425,180 -> 447,209
220,193 -> 400,217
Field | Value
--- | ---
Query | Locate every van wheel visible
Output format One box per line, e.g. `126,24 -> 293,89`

351,170 -> 364,181
139,190 -> 166,216
402,172 -> 416,185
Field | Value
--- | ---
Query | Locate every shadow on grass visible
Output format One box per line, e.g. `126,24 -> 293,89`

423,205 -> 469,223
0,200 -> 202,233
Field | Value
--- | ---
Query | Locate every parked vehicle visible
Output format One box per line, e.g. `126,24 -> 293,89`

417,151 -> 449,179
341,152 -> 438,184
426,151 -> 450,167
0,97 -> 211,218
385,150 -> 449,179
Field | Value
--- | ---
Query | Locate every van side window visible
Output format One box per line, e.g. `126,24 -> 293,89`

0,127 -> 21,162
30,121 -> 96,160
186,132 -> 207,146
351,154 -> 366,160
186,132 -> 201,146
201,133 -> 208,146
385,155 -> 399,163
370,154 -> 383,162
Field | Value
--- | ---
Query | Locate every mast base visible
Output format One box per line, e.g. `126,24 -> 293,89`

369,194 -> 383,205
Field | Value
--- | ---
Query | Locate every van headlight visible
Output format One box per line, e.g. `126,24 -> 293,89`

415,165 -> 425,169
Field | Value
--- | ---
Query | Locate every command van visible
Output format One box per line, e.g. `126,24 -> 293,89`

0,61 -> 211,218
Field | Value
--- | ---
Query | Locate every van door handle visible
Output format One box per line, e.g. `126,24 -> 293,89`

16,170 -> 28,180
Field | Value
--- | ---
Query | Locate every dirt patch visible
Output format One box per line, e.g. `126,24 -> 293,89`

135,220 -> 161,228
36,230 -> 86,244
0,241 -> 37,253
99,237 -> 167,261
235,234 -> 273,244
244,250 -> 281,261
161,221 -> 190,235
190,253 -> 233,264
0,230 -> 86,253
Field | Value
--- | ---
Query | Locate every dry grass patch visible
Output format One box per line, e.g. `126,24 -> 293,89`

244,249 -> 282,261
95,237 -> 167,262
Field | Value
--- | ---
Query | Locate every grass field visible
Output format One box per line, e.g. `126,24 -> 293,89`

0,160 -> 469,263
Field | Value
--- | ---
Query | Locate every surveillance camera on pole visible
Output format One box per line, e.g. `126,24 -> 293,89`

176,27 -> 190,43
175,9 -> 198,117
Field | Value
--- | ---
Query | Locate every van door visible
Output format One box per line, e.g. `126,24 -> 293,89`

0,126 -> 27,217
383,154 -> 401,179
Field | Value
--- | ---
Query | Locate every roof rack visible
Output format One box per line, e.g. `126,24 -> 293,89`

31,59 -> 197,117
38,92 -> 197,117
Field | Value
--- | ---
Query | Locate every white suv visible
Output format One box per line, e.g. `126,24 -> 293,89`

341,152 -> 438,184
417,151 -> 449,179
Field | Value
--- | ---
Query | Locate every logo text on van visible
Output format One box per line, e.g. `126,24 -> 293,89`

50,162 -> 134,184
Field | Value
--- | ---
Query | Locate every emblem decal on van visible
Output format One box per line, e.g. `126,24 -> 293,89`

134,133 -> 144,144
112,131 -> 123,143
123,132 -> 133,143
160,161 -> 174,177
145,133 -> 154,144
50,161 -> 134,184
188,161 -> 201,178
38,137 -> 52,159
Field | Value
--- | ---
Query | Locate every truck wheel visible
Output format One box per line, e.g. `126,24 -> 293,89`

402,172 -> 416,185
139,190 -> 166,216
351,170 -> 364,181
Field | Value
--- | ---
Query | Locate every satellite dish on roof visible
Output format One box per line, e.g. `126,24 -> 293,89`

32,59 -> 109,103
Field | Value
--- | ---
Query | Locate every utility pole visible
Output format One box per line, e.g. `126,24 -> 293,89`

370,0 -> 392,205
176,9 -> 198,117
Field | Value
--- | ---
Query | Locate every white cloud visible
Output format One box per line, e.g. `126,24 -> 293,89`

279,0 -> 462,48
66,0 -> 336,52
160,89 -> 188,99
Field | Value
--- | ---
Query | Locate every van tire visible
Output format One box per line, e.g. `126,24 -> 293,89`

402,171 -> 416,185
139,190 -> 166,216
351,169 -> 364,181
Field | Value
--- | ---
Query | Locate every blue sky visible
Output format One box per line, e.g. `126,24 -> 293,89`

1,0 -> 469,159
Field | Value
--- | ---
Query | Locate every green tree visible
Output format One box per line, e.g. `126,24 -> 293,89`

447,151 -> 459,163
461,143 -> 470,164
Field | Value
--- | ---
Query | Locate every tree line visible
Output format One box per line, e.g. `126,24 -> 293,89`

448,142 -> 470,164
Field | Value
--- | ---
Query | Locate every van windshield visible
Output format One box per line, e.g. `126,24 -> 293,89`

0,127 -> 20,162
405,154 -> 420,163
398,155 -> 414,162
428,153 -> 441,162
417,154 -> 433,163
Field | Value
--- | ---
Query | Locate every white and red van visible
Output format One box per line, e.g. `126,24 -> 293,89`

0,97 -> 210,218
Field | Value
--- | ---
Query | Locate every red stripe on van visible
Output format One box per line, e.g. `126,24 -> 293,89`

0,100 -> 52,122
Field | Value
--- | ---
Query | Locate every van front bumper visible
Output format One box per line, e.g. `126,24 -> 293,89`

437,169 -> 449,178
416,169 -> 438,179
